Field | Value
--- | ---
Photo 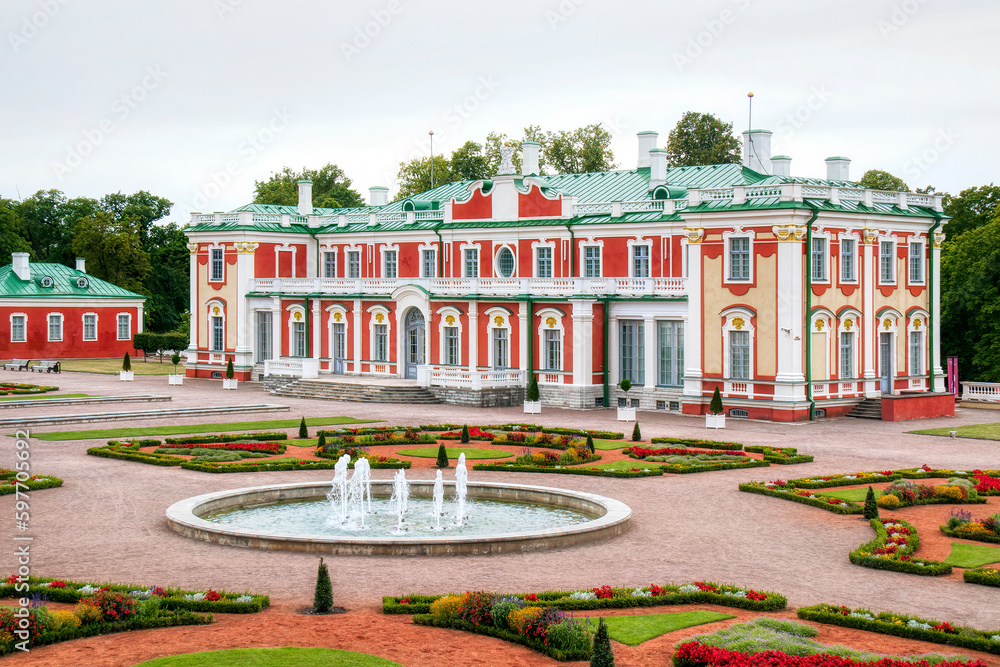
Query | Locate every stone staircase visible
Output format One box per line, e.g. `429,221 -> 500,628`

847,397 -> 882,420
270,379 -> 441,404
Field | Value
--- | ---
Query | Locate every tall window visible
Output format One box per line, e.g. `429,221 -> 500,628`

495,247 -> 515,278
256,311 -> 272,362
619,320 -> 645,385
840,332 -> 855,379
583,246 -> 601,277
444,327 -> 459,365
909,242 -> 924,283
346,250 -> 360,278
117,314 -> 130,340
909,331 -> 923,375
840,239 -> 856,281
332,323 -> 346,361
657,321 -> 684,386
11,315 -> 25,342
492,328 -> 508,369
879,240 -> 894,282
323,252 -> 337,278
421,249 -> 436,277
544,329 -> 561,371
632,245 -> 650,278
383,250 -> 397,278
729,330 -> 750,380
373,324 -> 388,362
729,237 -> 750,280
811,238 -> 827,280
535,247 -> 552,278
83,314 -> 97,341
211,316 -> 224,351
292,321 -> 306,357
210,248 -> 224,282
47,314 -> 62,341
464,248 -> 479,278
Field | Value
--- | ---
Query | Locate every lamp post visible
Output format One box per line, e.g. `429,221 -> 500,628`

429,130 -> 435,189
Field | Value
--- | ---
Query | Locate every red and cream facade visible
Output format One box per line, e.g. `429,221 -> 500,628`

184,132 -> 946,420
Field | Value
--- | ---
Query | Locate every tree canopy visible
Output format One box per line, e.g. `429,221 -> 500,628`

253,164 -> 365,210
943,184 -> 1000,239
72,211 -> 151,294
858,169 -> 909,192
665,111 -> 742,167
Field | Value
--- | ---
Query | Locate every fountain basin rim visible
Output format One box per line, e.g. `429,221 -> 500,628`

165,479 -> 631,555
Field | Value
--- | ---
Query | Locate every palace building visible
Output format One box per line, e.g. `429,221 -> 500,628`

183,130 -> 950,421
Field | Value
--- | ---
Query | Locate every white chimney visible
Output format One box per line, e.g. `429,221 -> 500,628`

297,179 -> 313,215
369,186 -> 389,207
521,141 -> 540,176
742,129 -> 772,173
11,252 -> 30,281
825,157 -> 851,181
75,257 -> 86,273
771,155 -> 792,177
649,148 -> 668,185
636,131 -> 658,169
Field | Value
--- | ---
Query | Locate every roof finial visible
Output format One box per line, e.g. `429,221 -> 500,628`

497,146 -> 515,175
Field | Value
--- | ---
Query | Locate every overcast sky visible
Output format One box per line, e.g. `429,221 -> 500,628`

2,0 -> 997,223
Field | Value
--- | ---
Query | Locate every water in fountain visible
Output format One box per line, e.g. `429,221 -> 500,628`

432,470 -> 444,531
389,469 -> 409,532
346,459 -> 367,529
454,453 -> 468,525
326,454 -> 351,522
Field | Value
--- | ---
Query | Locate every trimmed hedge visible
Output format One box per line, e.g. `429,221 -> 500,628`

672,641 -> 987,667
738,482 -> 864,515
963,567 -> 1000,588
163,432 -> 287,444
849,518 -> 951,576
744,445 -> 813,465
419,423 -> 625,440
650,436 -> 743,451
412,614 -> 587,662
180,459 -> 409,473
0,470 -> 63,495
797,603 -> 1000,655
87,443 -> 185,467
0,383 -> 59,395
940,525 -> 1000,545
657,459 -> 771,474
472,463 -> 663,478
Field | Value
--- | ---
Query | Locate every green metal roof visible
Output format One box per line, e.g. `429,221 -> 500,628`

0,262 -> 145,299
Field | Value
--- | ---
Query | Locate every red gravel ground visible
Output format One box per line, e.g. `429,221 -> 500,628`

2,372 -> 1000,666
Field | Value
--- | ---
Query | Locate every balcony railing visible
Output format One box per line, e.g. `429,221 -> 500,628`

250,276 -> 687,298
962,381 -> 1000,403
264,358 -> 319,379
423,367 -> 525,389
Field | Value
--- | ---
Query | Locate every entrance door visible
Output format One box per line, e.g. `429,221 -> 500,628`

404,309 -> 425,379
332,323 -> 345,375
879,332 -> 892,394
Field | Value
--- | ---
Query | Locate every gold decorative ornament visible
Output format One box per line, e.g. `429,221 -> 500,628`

186,243 -> 199,254
864,228 -> 880,245
772,226 -> 792,241
883,317 -> 891,330
844,318 -> 853,331
912,317 -> 921,329
815,319 -> 825,331
212,306 -> 220,316
493,315 -> 504,327
375,313 -> 385,324
684,228 -> 704,244
293,311 -> 303,322
445,314 -> 455,325
933,232 -> 945,249
234,241 -> 259,254
333,312 -> 342,322
732,317 -> 745,330
546,316 -> 557,328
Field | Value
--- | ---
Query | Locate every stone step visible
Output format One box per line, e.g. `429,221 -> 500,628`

0,404 -> 290,428
847,398 -> 882,420
271,380 -> 440,404
0,395 -> 172,410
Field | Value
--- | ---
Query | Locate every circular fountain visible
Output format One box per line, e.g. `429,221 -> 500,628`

166,462 -> 631,556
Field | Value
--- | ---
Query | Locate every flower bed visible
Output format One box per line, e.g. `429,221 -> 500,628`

850,518 -> 951,576
420,423 -> 625,440
625,446 -> 771,474
940,509 -> 1000,545
673,641 -> 986,666
317,429 -> 436,449
162,432 -> 288,444
1,576 -> 269,614
384,581 -> 786,615
156,441 -> 287,455
0,469 -> 63,495
797,603 -> 1000,656
963,567 -> 1000,588
180,457 -> 409,473
472,463 -> 663,478
626,446 -> 748,459
491,432 -> 584,451
743,445 -> 813,465
649,436 -> 743,451
0,383 -> 58,396
738,481 -> 863,514
438,426 -> 497,441
971,471 -> 1000,496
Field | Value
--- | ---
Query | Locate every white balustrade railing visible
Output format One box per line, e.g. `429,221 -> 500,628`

264,358 -> 319,379
428,367 -> 525,389
250,276 -> 687,298
961,382 -> 1000,403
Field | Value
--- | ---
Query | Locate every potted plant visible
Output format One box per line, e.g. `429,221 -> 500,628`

222,357 -> 238,390
119,352 -> 134,382
523,374 -> 541,414
617,378 -> 636,422
168,353 -> 184,385
706,386 -> 726,429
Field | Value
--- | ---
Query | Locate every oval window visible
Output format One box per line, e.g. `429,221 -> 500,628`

496,247 -> 515,278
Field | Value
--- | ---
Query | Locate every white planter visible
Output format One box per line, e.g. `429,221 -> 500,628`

706,413 -> 726,429
168,374 -> 184,385
119,371 -> 134,382
617,406 -> 636,422
523,400 -> 541,414
222,378 -> 238,390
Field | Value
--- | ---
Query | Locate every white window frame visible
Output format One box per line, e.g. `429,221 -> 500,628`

285,305 -> 307,358
325,306 -> 349,362
436,307 -> 463,366
810,232 -> 831,282
83,312 -> 98,341
419,243 -> 437,278
345,247 -> 361,279
47,313 -> 63,342
367,306 -> 392,363
10,313 -> 26,343
532,240 -> 555,278
626,237 -> 652,278
839,330 -> 856,380
485,307 -> 512,370
657,320 -> 684,387
723,229 -> 755,283
836,310 -> 862,380
536,309 -> 565,373
381,244 -> 399,279
494,244 -> 517,278
206,302 -> 224,351
117,312 -> 132,341
879,238 -> 896,284
619,319 -> 645,386
274,243 -> 298,278
839,234 -> 859,283
722,309 -> 755,381
322,250 -> 338,278
209,246 -> 225,283
907,311 -> 928,376
908,238 -> 925,285
581,242 -> 603,278
909,330 -> 923,376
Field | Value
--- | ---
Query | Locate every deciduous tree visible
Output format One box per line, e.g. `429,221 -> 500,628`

859,169 -> 909,192
665,111 -> 741,167
72,211 -> 150,294
254,164 -> 365,210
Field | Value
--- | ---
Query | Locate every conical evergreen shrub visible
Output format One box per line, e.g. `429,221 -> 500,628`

590,617 -> 614,666
225,358 -> 234,379
436,443 -> 449,468
527,374 -> 540,402
709,386 -> 723,414
631,422 -> 641,442
299,417 -> 309,439
122,353 -> 131,372
460,424 -> 470,444
864,486 -> 880,520
586,433 -> 595,454
313,558 -> 333,613
317,433 -> 326,453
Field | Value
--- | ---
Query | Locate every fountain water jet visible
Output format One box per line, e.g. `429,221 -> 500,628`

432,470 -> 444,532
454,453 -> 468,525
389,469 -> 409,532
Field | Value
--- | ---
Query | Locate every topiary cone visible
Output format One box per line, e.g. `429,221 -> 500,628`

709,386 -> 723,415
299,417 -> 309,439
313,558 -> 333,613
122,352 -> 131,372
864,486 -> 880,520
590,617 -> 615,666
436,442 -> 449,468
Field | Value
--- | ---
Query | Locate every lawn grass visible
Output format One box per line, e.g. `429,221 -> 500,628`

943,542 -> 1000,568
816,488 -> 881,503
396,447 -> 513,460
29,417 -> 377,441
599,611 -> 735,646
135,647 -> 403,666
589,459 -> 662,471
58,358 -> 178,375
0,393 -> 93,402
285,438 -> 319,448
910,422 -> 1000,442
593,438 -> 628,451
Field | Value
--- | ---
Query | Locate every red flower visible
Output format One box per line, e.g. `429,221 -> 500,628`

204,590 -> 222,601
524,593 -> 538,602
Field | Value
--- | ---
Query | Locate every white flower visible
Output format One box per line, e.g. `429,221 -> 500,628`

723,590 -> 747,598
849,612 -> 874,620
907,620 -> 932,630
991,635 -> 1000,642
569,591 -> 596,600
679,584 -> 699,594
236,595 -> 253,603
631,589 -> 651,598
78,585 -> 99,594
185,593 -> 206,601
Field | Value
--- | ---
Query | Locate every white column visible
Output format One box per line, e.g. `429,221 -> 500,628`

608,310 -> 619,391
468,301 -> 479,374
682,238 -> 703,398
234,247 -> 254,368
353,298 -> 363,374
311,300 -> 321,361
643,315 -> 657,390
271,297 -> 282,361
862,233 -> 879,397
136,304 -> 144,334
519,302 -> 529,383
186,245 -> 199,360
571,300 -> 594,386
931,232 -> 945,390
773,234 -> 805,400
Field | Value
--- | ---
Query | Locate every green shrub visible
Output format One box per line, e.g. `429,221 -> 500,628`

631,423 -> 641,442
460,424 -> 470,444
491,598 -> 523,630
590,617 -> 614,666
436,443 -> 449,468
527,375 -> 540,402
586,434 -> 594,453
225,358 -> 234,379
547,618 -> 592,655
314,558 -> 333,612
299,417 -> 308,439
122,353 -> 131,372
429,595 -> 463,622
190,451 -> 242,463
709,386 -> 723,414
863,486 -> 879,520
317,433 -> 326,450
